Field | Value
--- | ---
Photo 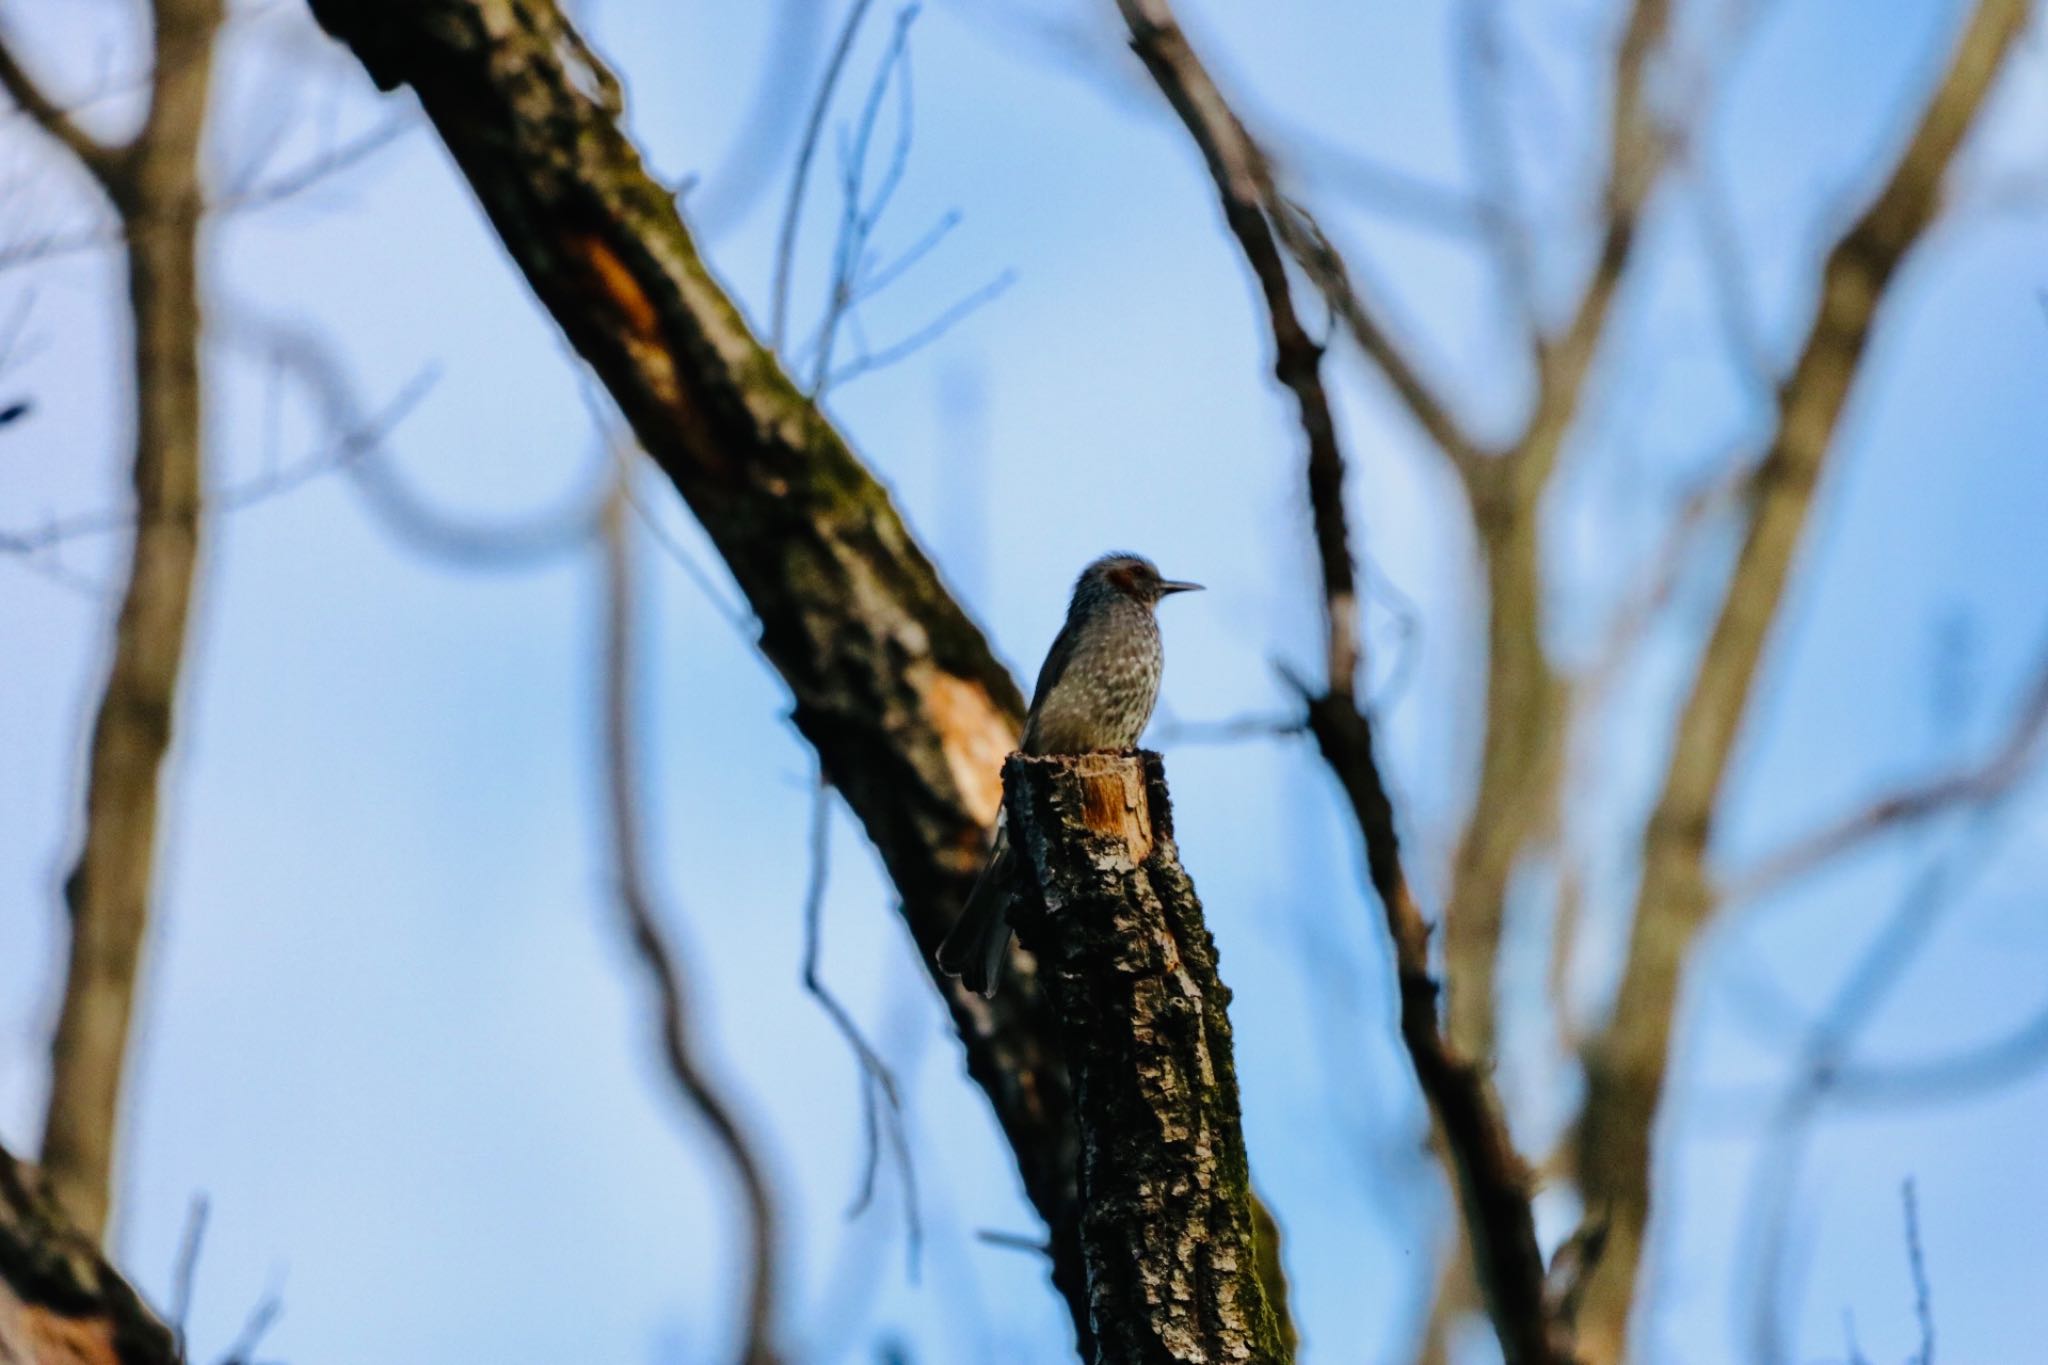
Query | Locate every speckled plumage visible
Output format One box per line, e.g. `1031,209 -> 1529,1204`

938,553 -> 1201,996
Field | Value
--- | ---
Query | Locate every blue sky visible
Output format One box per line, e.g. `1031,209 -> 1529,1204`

3,1 -> 2046,1361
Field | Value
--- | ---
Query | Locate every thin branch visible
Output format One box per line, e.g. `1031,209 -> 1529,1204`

214,111 -> 413,213
809,5 -> 920,394
217,312 -> 605,572
600,489 -> 784,1365
796,772 -> 922,1274
1826,994 -> 2048,1108
771,0 -> 877,352
216,1285 -> 283,1365
1269,199 -> 1489,477
1687,150 -> 1777,400
1454,0 -> 1542,350
824,267 -> 1014,390
1903,1178 -> 1934,1365
0,30 -> 124,191
169,1194 -> 208,1361
1284,122 -> 1494,237
1149,703 -> 1306,749
1723,641 -> 2048,903
1734,807 -> 2009,1365
0,364 -> 438,557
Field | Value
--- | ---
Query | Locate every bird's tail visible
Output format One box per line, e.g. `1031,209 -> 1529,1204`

937,822 -> 1013,998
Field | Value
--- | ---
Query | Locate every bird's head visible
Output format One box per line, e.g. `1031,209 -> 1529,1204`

1074,552 -> 1203,610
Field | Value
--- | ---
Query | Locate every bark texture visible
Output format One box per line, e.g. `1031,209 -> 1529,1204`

1005,752 -> 1287,1365
6,0 -> 225,1241
0,1147 -> 175,1365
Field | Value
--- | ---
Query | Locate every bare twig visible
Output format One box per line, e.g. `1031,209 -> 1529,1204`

600,489 -> 783,1364
216,1286 -> 283,1365
1724,642 -> 2048,902
796,771 -> 922,1274
217,313 -> 605,572
1903,1178 -> 1934,1365
809,5 -> 921,394
169,1194 -> 209,1360
0,30 -> 121,189
1454,0 -> 1542,349
214,111 -> 413,213
1823,993 -> 2048,1108
1735,801 -> 2012,1365
0,364 -> 438,557
1149,703 -> 1306,749
771,0 -> 877,352
824,267 -> 1015,390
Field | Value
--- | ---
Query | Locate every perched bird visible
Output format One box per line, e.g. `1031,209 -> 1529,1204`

937,552 -> 1202,996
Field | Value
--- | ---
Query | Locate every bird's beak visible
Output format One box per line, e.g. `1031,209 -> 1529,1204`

1157,579 -> 1204,596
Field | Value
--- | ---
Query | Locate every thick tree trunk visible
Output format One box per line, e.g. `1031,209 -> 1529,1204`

1005,752 -> 1287,1365
0,1146 -> 175,1365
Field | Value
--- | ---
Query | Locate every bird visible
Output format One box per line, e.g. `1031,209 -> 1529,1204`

937,551 -> 1202,996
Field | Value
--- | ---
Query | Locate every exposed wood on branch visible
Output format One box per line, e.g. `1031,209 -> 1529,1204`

1005,751 -> 1287,1365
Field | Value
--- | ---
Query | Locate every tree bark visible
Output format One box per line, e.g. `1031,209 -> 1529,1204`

0,1146 -> 176,1365
1004,751 -> 1287,1365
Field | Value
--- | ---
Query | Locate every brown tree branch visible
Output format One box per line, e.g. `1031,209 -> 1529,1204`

1108,3 -> 1568,1359
1004,751 -> 1287,1365
0,1144 -> 177,1365
38,0 -> 224,1241
1573,3 -> 2029,1356
1441,0 -> 1671,1067
600,491 -> 784,1364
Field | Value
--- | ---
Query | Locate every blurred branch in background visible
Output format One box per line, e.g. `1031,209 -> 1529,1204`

1107,2 -> 1568,1360
1723,643 -> 2048,904
0,0 -> 226,1242
1576,5 -> 2030,1352
600,487 -> 785,1365
1734,803 -> 2017,1365
218,312 -> 608,571
797,772 -> 921,1269
774,2 -> 1014,398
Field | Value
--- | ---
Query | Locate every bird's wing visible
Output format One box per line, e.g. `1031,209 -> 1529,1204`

1022,615 -> 1082,750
